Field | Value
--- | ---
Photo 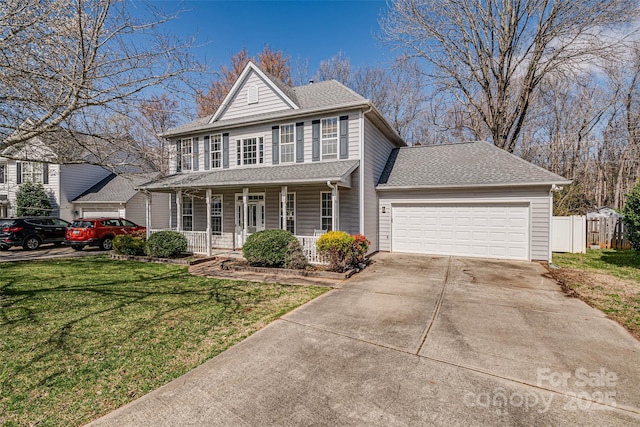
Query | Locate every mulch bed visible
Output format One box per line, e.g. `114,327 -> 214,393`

220,259 -> 363,280
110,253 -> 214,266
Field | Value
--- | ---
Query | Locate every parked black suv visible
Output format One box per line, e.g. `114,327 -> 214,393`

0,217 -> 71,250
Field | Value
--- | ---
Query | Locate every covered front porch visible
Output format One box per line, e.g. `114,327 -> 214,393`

138,160 -> 360,263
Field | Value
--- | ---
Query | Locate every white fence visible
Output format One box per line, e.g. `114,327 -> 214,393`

551,216 -> 586,253
297,235 -> 327,265
150,229 -> 327,264
149,229 -> 209,255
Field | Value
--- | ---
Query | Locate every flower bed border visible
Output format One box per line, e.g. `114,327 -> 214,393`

110,254 -> 213,266
221,261 -> 359,280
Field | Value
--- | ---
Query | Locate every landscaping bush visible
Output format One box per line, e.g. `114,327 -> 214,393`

242,229 -> 297,267
16,182 -> 51,216
145,231 -> 187,258
623,181 -> 640,253
317,232 -> 371,272
350,233 -> 370,266
112,234 -> 146,256
317,231 -> 355,272
285,239 -> 309,270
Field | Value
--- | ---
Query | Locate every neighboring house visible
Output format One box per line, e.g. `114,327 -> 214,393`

586,207 -> 622,219
140,61 -> 569,262
0,135 -> 112,221
72,173 -> 170,228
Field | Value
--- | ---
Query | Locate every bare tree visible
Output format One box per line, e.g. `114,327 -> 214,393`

0,0 -> 196,155
196,46 -> 292,117
381,0 -> 639,152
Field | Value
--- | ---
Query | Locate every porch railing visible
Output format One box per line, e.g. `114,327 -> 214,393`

297,235 -> 327,265
149,230 -> 327,264
149,229 -> 209,255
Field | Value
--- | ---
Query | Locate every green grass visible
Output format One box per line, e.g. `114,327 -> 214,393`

551,249 -> 640,339
553,249 -> 640,281
0,257 -> 328,426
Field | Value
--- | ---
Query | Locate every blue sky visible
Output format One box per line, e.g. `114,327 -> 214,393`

157,0 -> 394,80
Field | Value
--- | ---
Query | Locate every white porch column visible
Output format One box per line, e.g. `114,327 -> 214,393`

144,192 -> 152,239
205,188 -> 212,257
331,185 -> 338,231
176,190 -> 183,232
281,185 -> 288,230
242,187 -> 249,243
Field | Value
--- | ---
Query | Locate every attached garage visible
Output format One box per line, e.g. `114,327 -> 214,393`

79,207 -> 123,218
375,142 -> 571,262
391,203 -> 529,260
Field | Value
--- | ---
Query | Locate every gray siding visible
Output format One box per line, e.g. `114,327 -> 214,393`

363,118 -> 397,252
339,167 -> 359,235
127,192 -> 170,228
219,71 -> 292,121
377,186 -> 552,262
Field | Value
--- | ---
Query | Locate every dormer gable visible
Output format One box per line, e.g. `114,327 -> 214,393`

210,61 -> 299,123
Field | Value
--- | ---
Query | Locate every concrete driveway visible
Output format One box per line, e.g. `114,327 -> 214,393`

0,244 -> 103,262
90,253 -> 640,426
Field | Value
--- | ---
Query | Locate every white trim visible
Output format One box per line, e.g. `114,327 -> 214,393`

236,136 -> 265,167
211,193 -> 223,236
210,62 -> 299,123
320,117 -> 339,161
376,182 -> 568,191
181,194 -> 194,231
279,191 -> 296,234
209,133 -> 223,169
320,191 -> 333,231
279,123 -> 296,164
359,110 -> 365,235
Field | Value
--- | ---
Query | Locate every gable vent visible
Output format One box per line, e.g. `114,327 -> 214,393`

247,84 -> 259,105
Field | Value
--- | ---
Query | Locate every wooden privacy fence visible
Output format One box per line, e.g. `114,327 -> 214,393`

586,217 -> 630,249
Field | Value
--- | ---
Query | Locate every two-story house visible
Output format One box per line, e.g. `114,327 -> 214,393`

140,61 -> 569,262
0,134 -> 113,221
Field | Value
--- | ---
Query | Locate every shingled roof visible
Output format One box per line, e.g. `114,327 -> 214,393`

164,80 -> 367,137
377,141 -> 570,189
73,172 -> 159,203
138,160 -> 359,191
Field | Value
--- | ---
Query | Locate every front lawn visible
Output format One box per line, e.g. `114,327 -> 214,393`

0,257 -> 328,426
552,249 -> 640,340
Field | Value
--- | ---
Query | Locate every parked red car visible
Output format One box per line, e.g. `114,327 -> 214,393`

63,218 -> 146,251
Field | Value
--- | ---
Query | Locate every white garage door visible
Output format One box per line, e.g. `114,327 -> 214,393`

81,208 -> 121,218
392,203 -> 529,260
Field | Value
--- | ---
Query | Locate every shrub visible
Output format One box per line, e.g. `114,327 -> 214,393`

243,229 -> 297,267
145,231 -> 187,258
284,239 -> 309,270
350,233 -> 370,266
16,182 -> 51,216
317,231 -> 355,272
624,181 -> 640,253
113,234 -> 146,256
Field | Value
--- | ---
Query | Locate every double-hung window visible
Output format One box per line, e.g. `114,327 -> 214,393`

280,124 -> 295,163
210,134 -> 222,169
211,195 -> 223,236
182,195 -> 193,231
236,137 -> 264,166
181,138 -> 193,171
321,118 -> 338,160
321,192 -> 333,231
0,162 -> 6,184
21,162 -> 43,184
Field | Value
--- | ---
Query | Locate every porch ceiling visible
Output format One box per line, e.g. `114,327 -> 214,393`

138,160 -> 359,191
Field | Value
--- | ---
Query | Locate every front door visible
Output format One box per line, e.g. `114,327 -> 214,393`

235,194 -> 265,247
